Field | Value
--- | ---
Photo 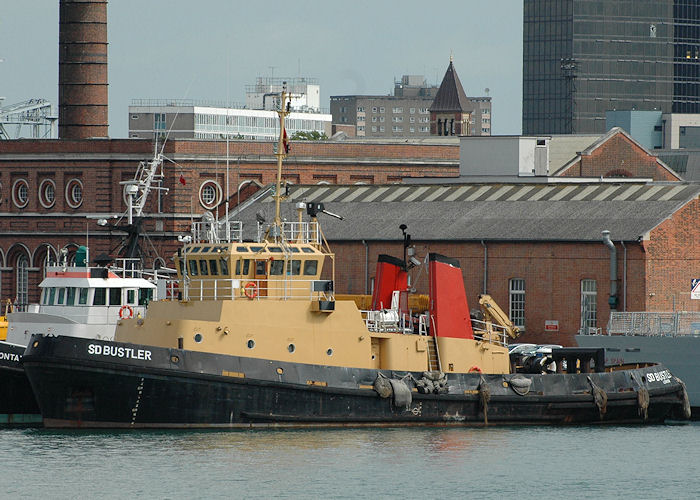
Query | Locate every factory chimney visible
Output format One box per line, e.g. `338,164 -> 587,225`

59,0 -> 108,139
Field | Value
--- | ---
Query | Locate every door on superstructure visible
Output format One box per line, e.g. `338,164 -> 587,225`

254,259 -> 268,297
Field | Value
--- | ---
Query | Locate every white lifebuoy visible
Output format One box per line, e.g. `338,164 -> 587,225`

119,305 -> 134,319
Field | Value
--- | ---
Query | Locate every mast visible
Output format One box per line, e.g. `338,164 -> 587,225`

272,83 -> 292,239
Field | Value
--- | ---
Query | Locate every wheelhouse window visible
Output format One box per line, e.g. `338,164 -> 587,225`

199,260 -> 209,276
109,288 -> 121,306
288,260 -> 301,275
509,278 -> 525,330
208,260 -> 219,275
581,279 -> 597,333
48,287 -> 56,305
126,289 -> 136,305
138,289 -> 153,306
66,287 -> 76,306
220,258 -> 229,275
93,288 -> 106,306
188,260 -> 199,276
57,287 -> 66,305
78,288 -> 89,305
303,260 -> 318,275
270,260 -> 284,275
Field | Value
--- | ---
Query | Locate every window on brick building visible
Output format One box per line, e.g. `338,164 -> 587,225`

16,254 -> 28,311
12,179 -> 29,209
580,279 -> 597,333
509,278 -> 525,330
65,178 -> 83,208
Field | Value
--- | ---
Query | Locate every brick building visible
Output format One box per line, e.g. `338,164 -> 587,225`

0,137 -> 459,307
233,181 -> 700,347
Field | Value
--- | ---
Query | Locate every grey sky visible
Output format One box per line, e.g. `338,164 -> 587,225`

1,1 -> 523,138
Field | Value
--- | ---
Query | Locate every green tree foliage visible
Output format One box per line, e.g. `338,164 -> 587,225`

290,130 -> 328,141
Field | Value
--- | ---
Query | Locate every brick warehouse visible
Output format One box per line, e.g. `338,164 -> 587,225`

0,137 -> 459,307
232,181 -> 700,347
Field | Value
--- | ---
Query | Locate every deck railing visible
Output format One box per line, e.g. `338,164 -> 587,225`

179,277 -> 333,302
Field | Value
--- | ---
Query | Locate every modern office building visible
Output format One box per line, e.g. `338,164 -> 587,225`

331,69 -> 491,138
128,100 -> 331,141
523,0 -> 700,135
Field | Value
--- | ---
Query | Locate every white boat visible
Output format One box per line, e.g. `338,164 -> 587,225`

6,252 -> 170,346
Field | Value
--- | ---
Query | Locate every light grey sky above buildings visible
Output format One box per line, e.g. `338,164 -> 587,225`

1,1 -> 523,138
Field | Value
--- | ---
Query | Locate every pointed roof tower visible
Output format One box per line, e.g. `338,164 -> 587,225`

429,57 -> 474,113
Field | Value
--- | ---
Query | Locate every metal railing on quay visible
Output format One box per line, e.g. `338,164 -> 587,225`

606,311 -> 700,337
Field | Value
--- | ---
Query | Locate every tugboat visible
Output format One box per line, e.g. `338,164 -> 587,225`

0,248 -> 166,426
22,86 -> 691,428
1,150 -> 172,426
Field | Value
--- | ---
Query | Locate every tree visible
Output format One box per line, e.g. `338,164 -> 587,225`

290,130 -> 328,141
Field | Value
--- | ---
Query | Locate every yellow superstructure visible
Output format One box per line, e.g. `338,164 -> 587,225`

115,84 -> 510,376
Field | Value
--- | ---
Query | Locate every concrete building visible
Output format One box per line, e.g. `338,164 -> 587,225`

245,77 -> 321,112
523,0 -> 700,135
457,128 -> 681,181
128,100 -> 331,141
331,70 -> 491,139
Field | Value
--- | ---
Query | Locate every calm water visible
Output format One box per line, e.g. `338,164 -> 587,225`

2,424 -> 699,499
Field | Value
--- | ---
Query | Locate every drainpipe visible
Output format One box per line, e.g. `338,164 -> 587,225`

601,230 -> 618,310
362,240 -> 369,295
481,240 -> 488,294
620,241 -> 627,311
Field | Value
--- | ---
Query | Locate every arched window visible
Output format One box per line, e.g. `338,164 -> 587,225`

16,255 -> 29,311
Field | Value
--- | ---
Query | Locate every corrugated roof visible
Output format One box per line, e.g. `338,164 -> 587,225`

428,61 -> 474,113
235,182 -> 700,243
236,182 -> 700,241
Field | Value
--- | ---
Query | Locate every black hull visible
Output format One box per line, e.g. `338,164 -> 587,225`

0,342 -> 41,426
23,336 -> 690,429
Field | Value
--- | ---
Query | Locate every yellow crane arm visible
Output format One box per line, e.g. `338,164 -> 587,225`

478,294 -> 520,339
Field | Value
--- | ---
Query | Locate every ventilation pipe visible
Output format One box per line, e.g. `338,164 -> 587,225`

601,230 -> 618,310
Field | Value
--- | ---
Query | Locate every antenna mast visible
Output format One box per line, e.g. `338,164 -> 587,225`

273,82 -> 291,236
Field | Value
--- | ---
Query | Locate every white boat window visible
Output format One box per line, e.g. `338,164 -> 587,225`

109,288 -> 121,306
93,288 -> 106,306
126,289 -> 136,305
303,260 -> 318,276
48,288 -> 56,305
57,288 -> 66,305
41,289 -> 48,305
78,288 -> 89,305
66,287 -> 76,306
138,289 -> 152,306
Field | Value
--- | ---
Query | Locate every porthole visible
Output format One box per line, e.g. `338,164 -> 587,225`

247,339 -> 255,349
12,179 -> 29,208
288,343 -> 296,353
198,180 -> 222,209
194,333 -> 203,343
326,348 -> 333,356
276,367 -> 284,375
39,179 -> 56,209
65,178 -> 84,208
170,355 -> 180,363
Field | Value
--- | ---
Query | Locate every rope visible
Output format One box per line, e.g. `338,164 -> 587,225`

587,376 -> 608,419
478,375 -> 490,425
